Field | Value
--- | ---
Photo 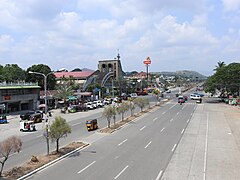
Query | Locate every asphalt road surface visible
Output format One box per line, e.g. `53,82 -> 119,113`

27,95 -> 197,180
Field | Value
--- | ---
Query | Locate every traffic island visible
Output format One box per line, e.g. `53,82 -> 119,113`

3,142 -> 88,180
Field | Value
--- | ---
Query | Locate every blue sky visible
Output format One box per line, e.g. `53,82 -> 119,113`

0,0 -> 240,76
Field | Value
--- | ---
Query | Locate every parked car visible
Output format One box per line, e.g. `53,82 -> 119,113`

130,93 -> 138,98
20,111 -> 42,121
190,94 -> 201,100
136,91 -> 148,96
0,115 -> 7,124
85,102 -> 94,110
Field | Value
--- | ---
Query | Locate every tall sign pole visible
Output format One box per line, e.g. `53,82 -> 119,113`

143,57 -> 151,88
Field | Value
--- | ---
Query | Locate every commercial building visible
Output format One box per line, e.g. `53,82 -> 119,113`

0,82 -> 40,113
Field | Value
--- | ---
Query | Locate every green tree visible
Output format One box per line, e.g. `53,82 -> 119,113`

214,61 -> 226,71
26,64 -> 56,90
204,62 -> 240,96
49,116 -> 71,152
1,64 -> 25,82
152,88 -> 161,105
102,106 -> 114,128
116,102 -> 129,121
0,136 -> 22,176
55,82 -> 74,106
133,97 -> 148,112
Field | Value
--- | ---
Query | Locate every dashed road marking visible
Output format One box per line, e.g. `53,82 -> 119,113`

155,170 -> 163,180
114,165 -> 129,179
77,161 -> 96,174
171,144 -> 177,152
161,127 -> 165,132
118,139 -> 128,146
153,117 -> 158,122
144,141 -> 152,149
140,126 -> 146,131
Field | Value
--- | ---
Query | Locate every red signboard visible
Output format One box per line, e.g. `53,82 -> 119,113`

4,96 -> 11,100
143,57 -> 151,65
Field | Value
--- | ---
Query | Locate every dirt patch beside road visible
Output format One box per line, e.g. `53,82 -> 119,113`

3,142 -> 88,180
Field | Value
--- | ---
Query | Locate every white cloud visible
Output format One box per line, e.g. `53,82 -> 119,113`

222,0 -> 240,12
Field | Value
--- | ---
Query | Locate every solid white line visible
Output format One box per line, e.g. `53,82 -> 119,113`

153,117 -> 158,121
114,165 -> 129,179
118,139 -> 128,146
77,161 -> 96,174
140,126 -> 146,131
181,128 -> 185,134
171,144 -> 177,152
203,113 -> 209,180
155,170 -> 163,180
161,127 -> 165,132
144,141 -> 152,149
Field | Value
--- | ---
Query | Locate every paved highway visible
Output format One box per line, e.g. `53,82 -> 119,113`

27,93 -> 197,180
4,94 -> 159,170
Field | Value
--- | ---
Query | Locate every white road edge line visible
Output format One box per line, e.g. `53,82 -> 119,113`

118,139 -> 128,146
77,161 -> 96,174
181,128 -> 185,134
145,141 -> 152,149
153,117 -> 158,121
140,126 -> 146,131
203,112 -> 209,180
171,144 -> 177,152
155,170 -> 163,180
161,127 -> 165,132
114,165 -> 129,179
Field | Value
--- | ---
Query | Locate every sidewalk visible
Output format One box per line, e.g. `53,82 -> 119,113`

162,100 -> 240,180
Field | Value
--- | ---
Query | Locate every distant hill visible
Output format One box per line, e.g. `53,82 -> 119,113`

150,70 -> 207,80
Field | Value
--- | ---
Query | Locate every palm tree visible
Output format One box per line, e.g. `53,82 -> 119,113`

55,82 -> 74,107
214,61 -> 226,71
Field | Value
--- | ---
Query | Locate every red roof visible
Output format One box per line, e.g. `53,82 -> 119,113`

54,71 -> 94,79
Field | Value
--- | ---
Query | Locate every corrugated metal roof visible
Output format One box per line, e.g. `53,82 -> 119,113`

54,71 -> 94,78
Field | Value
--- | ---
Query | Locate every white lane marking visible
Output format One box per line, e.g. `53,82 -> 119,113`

155,170 -> 163,180
153,117 -> 158,122
170,118 -> 173,122
114,156 -> 119,159
162,111 -> 166,115
144,141 -> 152,149
176,112 -> 179,115
170,104 -> 176,109
181,128 -> 185,134
191,113 -> 193,116
171,144 -> 177,152
203,113 -> 209,180
73,122 -> 82,126
114,165 -> 129,179
140,126 -> 146,131
187,119 -> 190,123
118,139 -> 128,146
161,127 -> 165,132
37,135 -> 42,138
77,161 -> 96,174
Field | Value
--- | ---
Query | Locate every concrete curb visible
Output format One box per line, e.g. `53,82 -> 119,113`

17,143 -> 89,180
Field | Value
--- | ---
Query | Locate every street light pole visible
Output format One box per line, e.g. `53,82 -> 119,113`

28,71 -> 53,155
